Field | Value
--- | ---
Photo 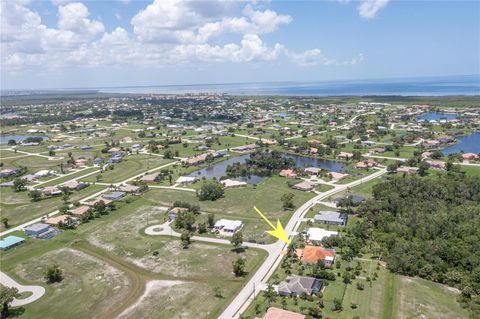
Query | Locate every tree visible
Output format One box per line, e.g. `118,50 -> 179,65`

264,283 -> 277,304
180,231 -> 191,249
232,257 -> 246,277
333,298 -> 343,311
418,161 -> 430,176
198,223 -> 207,234
1,218 -> 8,229
0,286 -> 19,319
29,189 -> 42,202
44,263 -> 63,283
356,282 -> 365,290
281,193 -> 295,210
12,178 -> 26,192
207,213 -> 215,228
213,286 -> 223,298
230,231 -> 243,251
164,149 -> 174,159
197,181 -> 224,201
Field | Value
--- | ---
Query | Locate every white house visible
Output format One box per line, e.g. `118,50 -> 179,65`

305,228 -> 339,245
214,219 -> 243,234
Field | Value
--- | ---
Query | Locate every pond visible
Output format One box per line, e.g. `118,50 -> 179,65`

416,112 -> 458,122
187,153 -> 346,183
187,154 -> 265,184
0,135 -> 48,144
442,132 -> 480,155
281,153 -> 346,173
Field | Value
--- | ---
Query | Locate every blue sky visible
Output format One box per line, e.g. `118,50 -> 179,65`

1,0 -> 479,89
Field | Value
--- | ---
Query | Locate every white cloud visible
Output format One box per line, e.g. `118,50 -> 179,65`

1,0 -> 363,72
58,2 -> 104,35
357,0 -> 389,19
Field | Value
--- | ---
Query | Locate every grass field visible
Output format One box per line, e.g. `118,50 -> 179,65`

79,155 -> 174,183
1,155 -> 64,172
143,176 -> 316,243
0,184 -> 107,228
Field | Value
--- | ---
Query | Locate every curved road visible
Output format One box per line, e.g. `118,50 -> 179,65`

0,271 -> 46,307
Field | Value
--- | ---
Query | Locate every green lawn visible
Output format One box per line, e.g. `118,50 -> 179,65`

143,176 -> 316,243
79,155 -> 174,183
0,185 -> 107,228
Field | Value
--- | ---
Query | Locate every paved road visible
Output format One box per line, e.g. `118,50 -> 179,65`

0,271 -> 45,306
219,168 -> 387,319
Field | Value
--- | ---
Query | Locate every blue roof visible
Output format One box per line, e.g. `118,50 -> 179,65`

0,235 -> 25,249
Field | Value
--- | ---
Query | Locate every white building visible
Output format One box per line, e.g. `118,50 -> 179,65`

305,228 -> 339,245
214,219 -> 243,233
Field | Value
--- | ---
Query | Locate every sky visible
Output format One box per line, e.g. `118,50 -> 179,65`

1,0 -> 479,90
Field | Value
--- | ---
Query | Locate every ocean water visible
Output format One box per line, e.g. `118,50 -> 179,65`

97,75 -> 480,96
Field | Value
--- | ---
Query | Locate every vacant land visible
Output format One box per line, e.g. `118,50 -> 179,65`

11,248 -> 131,319
79,155 -> 173,183
392,275 -> 469,319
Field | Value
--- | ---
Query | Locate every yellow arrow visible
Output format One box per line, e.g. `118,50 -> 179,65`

254,206 -> 290,244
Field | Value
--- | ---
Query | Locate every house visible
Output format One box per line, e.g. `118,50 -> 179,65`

108,155 -> 123,164
0,181 -> 14,187
279,169 -> 297,178
45,215 -> 76,228
427,160 -> 446,170
142,172 -> 162,183
62,180 -> 88,191
79,145 -> 92,150
214,219 -> 243,233
369,147 -> 386,154
296,245 -> 336,267
24,223 -> 58,239
314,211 -> 348,226
329,172 -> 349,182
292,181 -> 314,192
176,176 -> 198,184
118,184 -> 141,194
34,170 -> 56,178
84,197 -> 112,206
304,167 -> 321,175
397,166 -> 419,175
255,307 -> 305,319
93,157 -> 104,166
307,139 -> 322,145
0,236 -> 25,250
168,207 -> 189,221
355,159 -> 378,169
182,153 -> 208,166
102,191 -> 126,201
462,153 -> 479,161
305,228 -> 339,244
277,275 -> 323,297
195,145 -> 209,151
42,186 -> 62,196
75,159 -> 88,167
70,205 -> 91,218
0,168 -> 19,178
21,174 -> 38,183
333,194 -> 365,206
337,152 -> 353,160
221,179 -> 247,189
230,144 -> 259,153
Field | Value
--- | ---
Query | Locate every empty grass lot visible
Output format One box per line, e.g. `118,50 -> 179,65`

79,155 -> 174,183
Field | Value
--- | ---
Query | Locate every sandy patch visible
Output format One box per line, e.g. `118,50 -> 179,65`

117,280 -> 184,318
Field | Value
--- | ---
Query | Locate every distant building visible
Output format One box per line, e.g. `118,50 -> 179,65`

102,191 -> 126,201
24,223 -> 59,239
314,211 -> 348,226
221,179 -> 247,189
305,227 -> 339,244
0,236 -> 25,250
291,181 -> 314,192
214,219 -> 243,233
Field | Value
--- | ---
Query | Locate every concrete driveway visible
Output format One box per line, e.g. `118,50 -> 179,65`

0,271 -> 46,307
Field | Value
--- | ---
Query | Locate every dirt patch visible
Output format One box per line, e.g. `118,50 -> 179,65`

117,280 -> 185,318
